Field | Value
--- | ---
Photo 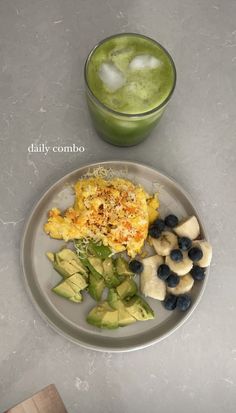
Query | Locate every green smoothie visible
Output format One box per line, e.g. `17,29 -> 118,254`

84,33 -> 176,146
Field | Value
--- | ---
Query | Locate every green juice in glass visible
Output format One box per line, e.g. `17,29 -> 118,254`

84,33 -> 176,146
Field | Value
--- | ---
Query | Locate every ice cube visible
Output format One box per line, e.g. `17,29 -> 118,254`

129,55 -> 161,70
98,62 -> 125,92
110,47 -> 134,57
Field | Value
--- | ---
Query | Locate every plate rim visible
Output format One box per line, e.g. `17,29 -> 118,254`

20,160 -> 210,352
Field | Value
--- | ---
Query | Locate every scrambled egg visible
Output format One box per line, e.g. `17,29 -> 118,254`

44,177 -> 159,257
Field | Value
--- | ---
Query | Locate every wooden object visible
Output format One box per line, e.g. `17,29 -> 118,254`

4,384 -> 68,413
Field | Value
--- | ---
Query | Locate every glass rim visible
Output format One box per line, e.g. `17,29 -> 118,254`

84,32 -> 177,118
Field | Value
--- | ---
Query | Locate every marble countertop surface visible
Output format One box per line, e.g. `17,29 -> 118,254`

0,0 -> 236,411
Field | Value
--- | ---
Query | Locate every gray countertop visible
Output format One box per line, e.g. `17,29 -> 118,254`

0,0 -> 236,411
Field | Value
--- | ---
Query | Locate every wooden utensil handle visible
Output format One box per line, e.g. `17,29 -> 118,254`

4,384 -> 68,413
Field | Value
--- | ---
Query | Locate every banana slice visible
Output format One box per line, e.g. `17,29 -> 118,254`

165,251 -> 193,276
167,273 -> 194,295
174,216 -> 200,240
151,231 -> 178,256
140,255 -> 166,301
192,240 -> 212,267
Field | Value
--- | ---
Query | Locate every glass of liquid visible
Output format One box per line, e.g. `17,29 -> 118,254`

84,33 -> 176,146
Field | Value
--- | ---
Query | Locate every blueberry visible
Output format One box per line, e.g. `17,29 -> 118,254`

163,294 -> 177,311
190,266 -> 205,281
153,218 -> 165,232
149,225 -> 161,238
178,237 -> 192,251
165,214 -> 179,228
166,274 -> 180,288
158,264 -> 171,280
129,260 -> 143,274
176,294 -> 192,311
188,247 -> 203,262
170,249 -> 183,262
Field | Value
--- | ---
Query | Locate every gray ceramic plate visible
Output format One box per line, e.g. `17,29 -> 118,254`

21,161 -> 209,352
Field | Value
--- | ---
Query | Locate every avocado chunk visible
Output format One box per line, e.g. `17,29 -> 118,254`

52,280 -> 76,298
116,278 -> 137,300
124,296 -> 154,321
46,252 -> 55,263
115,257 -> 134,277
102,258 -> 120,288
108,289 -> 136,326
47,248 -> 88,278
56,249 -> 88,277
56,248 -> 78,261
87,241 -> 112,259
66,273 -> 87,293
52,272 -> 87,303
87,257 -> 104,277
52,280 -> 83,303
69,292 -> 83,303
88,272 -> 106,301
87,301 -> 119,329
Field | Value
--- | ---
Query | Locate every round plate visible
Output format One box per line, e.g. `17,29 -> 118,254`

21,161 -> 209,352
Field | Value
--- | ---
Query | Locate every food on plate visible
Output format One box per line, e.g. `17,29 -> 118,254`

163,294 -> 177,311
87,301 -> 119,329
176,294 -> 192,311
157,264 -> 171,281
108,289 -> 136,327
166,274 -> 180,288
164,214 -> 179,228
178,236 -> 192,251
190,266 -> 205,281
165,251 -> 193,276
173,215 -> 200,240
44,169 -> 212,327
170,249 -> 183,262
123,296 -> 154,321
192,240 -> 212,267
52,273 -> 88,303
151,231 -> 178,256
46,248 -> 88,279
140,255 -> 166,301
44,176 -> 159,257
188,247 -> 203,262
167,273 -> 194,295
47,238 -> 154,328
143,213 -> 212,312
128,259 -> 144,274
116,278 -> 137,300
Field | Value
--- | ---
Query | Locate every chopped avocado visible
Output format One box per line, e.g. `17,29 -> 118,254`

108,289 -> 136,326
52,280 -> 75,298
87,257 -> 104,277
88,272 -> 106,301
52,262 -> 72,279
107,288 -> 119,308
87,301 -> 119,329
55,259 -> 79,277
102,258 -> 120,288
57,248 -> 78,261
46,252 -> 55,263
124,296 -> 154,321
55,249 -> 87,277
88,241 -> 112,259
47,248 -> 88,278
116,278 -> 137,300
69,292 -> 83,303
115,257 -> 134,277
118,306 -> 137,326
52,272 -> 87,303
66,273 -> 87,293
